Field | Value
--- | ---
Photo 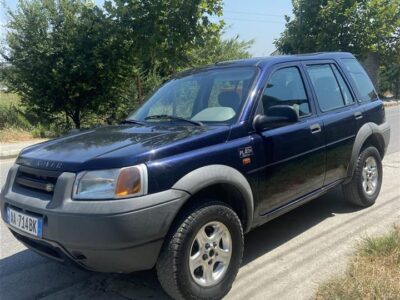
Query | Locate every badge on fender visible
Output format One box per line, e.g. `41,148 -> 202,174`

239,146 -> 253,158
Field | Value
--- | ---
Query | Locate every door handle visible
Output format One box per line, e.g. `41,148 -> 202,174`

310,123 -> 322,134
354,111 -> 363,120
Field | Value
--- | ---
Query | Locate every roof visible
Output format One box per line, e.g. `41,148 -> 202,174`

174,52 -> 356,78
215,52 -> 355,68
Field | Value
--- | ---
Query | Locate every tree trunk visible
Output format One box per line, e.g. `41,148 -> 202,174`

65,111 -> 71,129
136,75 -> 143,103
72,110 -> 81,129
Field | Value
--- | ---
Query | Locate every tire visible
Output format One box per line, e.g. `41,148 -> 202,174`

156,201 -> 244,300
343,146 -> 383,207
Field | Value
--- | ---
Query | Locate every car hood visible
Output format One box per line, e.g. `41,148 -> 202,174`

16,124 -> 230,172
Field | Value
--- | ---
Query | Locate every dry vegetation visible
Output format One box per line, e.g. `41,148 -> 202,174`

0,127 -> 34,143
316,225 -> 400,300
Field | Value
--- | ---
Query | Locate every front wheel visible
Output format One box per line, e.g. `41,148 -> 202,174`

343,146 -> 383,207
156,202 -> 244,300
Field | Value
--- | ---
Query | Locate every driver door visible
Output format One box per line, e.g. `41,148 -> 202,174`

253,64 -> 326,216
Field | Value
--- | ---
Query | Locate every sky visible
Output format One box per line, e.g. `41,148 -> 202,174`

0,0 -> 293,57
214,0 -> 293,56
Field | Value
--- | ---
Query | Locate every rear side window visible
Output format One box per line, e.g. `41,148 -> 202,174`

341,58 -> 377,102
306,64 -> 346,112
262,67 -> 311,117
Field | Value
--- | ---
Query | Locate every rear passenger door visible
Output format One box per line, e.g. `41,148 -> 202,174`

304,61 -> 361,186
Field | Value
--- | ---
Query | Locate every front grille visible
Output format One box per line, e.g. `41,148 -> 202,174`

15,166 -> 61,194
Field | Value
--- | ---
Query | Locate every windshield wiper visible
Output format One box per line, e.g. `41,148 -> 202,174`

119,119 -> 146,126
144,115 -> 204,126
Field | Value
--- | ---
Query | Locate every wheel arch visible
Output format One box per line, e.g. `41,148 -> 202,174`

171,165 -> 254,233
345,123 -> 386,183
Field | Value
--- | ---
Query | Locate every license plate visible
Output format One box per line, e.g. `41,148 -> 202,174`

6,207 -> 43,237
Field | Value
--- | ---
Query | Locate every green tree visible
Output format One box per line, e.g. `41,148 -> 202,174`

120,32 -> 253,108
380,38 -> 400,97
185,33 -> 253,67
1,0 -> 133,128
275,0 -> 400,58
1,0 -> 252,129
105,0 -> 224,101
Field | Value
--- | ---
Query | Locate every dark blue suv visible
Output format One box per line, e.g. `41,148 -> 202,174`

0,52 -> 390,299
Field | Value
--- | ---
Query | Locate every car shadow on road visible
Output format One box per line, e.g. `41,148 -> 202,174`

0,187 -> 360,299
242,186 -> 360,265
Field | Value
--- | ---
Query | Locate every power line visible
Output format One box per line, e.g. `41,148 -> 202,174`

222,17 -> 285,24
224,9 -> 286,18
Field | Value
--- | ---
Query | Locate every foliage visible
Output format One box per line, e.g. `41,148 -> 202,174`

0,103 -> 31,130
1,0 -> 253,129
0,93 -> 29,130
104,0 -> 225,102
275,0 -> 400,59
0,91 -> 20,106
105,0 -> 224,75
379,38 -> 400,97
0,93 -> 60,140
1,0 -> 135,128
185,34 -> 253,68
380,64 -> 400,98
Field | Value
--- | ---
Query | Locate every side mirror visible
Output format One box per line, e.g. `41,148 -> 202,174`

253,105 -> 298,131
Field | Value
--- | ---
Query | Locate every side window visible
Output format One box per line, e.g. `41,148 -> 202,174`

262,67 -> 311,117
306,64 -> 346,112
331,65 -> 354,105
341,58 -> 377,102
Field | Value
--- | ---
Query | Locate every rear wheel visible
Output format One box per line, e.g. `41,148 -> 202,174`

156,202 -> 244,300
343,146 -> 383,207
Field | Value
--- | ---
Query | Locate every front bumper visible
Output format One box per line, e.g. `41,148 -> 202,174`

0,165 -> 190,272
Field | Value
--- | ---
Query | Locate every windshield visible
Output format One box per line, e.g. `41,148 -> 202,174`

128,66 -> 258,125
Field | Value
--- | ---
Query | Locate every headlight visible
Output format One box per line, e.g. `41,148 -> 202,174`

73,164 -> 148,200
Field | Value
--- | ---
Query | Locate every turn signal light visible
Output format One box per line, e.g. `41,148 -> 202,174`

115,167 -> 141,196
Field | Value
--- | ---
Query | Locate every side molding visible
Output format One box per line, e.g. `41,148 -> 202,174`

345,122 -> 390,183
172,165 -> 254,233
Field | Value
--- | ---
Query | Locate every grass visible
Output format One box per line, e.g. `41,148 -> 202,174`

0,92 -> 20,107
0,127 -> 35,143
0,92 -> 63,142
0,92 -> 35,142
316,225 -> 400,300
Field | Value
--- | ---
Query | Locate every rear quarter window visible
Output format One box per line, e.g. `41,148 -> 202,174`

341,58 -> 377,102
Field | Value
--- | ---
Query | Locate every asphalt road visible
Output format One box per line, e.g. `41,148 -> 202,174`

386,105 -> 400,154
0,106 -> 399,300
